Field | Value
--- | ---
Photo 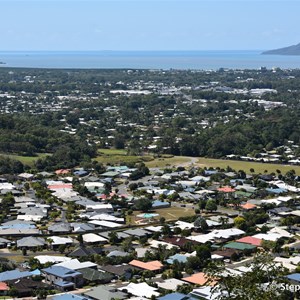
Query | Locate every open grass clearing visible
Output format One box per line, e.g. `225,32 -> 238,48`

0,153 -> 50,167
128,206 -> 195,225
195,157 -> 300,175
145,156 -> 193,168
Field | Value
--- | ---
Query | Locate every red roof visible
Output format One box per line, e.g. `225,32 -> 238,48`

236,236 -> 262,246
0,282 -> 9,291
218,186 -> 235,193
55,169 -> 71,175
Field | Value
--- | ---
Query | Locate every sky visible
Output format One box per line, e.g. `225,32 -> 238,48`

0,0 -> 299,51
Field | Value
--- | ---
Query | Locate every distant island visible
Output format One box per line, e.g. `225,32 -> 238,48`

262,43 -> 300,56
0,61 -> 6,65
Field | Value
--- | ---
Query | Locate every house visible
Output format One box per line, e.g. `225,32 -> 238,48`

129,260 -> 164,272
84,285 -> 127,300
16,236 -> 46,249
5,277 -> 49,297
99,264 -> 137,280
79,268 -> 113,284
123,228 -> 151,238
182,272 -> 217,286
68,246 -> 103,258
53,294 -> 93,300
119,282 -> 160,298
42,266 -> 84,291
55,259 -> 98,270
236,236 -> 262,247
156,278 -> 186,291
223,242 -> 256,252
158,292 -> 192,300
48,236 -> 74,249
82,233 -> 108,244
0,269 -> 33,282
0,282 -> 9,296
48,223 -> 72,234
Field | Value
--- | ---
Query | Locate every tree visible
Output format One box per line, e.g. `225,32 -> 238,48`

109,231 -> 119,245
135,198 -> 152,212
194,216 -> 209,233
207,253 -> 292,300
205,199 -> 217,212
234,216 -> 246,230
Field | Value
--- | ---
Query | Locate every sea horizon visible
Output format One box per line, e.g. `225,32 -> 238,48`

1,50 -> 300,70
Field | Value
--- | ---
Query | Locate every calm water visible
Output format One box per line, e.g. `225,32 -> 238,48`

1,50 -> 300,70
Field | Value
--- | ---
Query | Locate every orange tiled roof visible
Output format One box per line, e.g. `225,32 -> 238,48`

182,272 -> 217,286
240,203 -> 257,210
129,260 -> 163,271
218,186 -> 235,193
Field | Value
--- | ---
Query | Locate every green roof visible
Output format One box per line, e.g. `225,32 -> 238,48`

224,242 -> 256,250
79,268 -> 113,282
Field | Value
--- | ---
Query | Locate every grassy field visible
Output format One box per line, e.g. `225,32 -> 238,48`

145,156 -> 192,168
0,153 -> 50,167
128,206 -> 195,225
195,157 -> 300,175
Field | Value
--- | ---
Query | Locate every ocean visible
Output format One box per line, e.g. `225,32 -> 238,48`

0,50 -> 300,70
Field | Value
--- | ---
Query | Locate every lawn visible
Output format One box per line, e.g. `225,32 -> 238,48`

96,148 -> 153,165
128,206 -> 195,225
195,157 -> 300,175
145,156 -> 192,168
0,153 -> 50,167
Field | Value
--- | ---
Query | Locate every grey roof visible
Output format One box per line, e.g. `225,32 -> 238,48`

123,228 -> 150,237
84,285 -> 127,300
48,222 -> 71,233
0,237 -> 11,244
17,236 -> 46,248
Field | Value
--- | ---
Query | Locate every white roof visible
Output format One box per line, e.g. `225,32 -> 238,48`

269,227 -> 293,238
119,282 -> 159,298
156,278 -> 186,291
48,236 -> 73,245
175,220 -> 194,230
17,215 -> 43,222
253,233 -> 281,241
144,226 -> 163,232
55,258 -> 97,270
0,183 -> 15,190
82,233 -> 108,243
35,255 -> 72,264
86,204 -> 113,210
88,220 -> 122,228
84,182 -> 105,188
90,213 -> 124,222
149,240 -> 179,250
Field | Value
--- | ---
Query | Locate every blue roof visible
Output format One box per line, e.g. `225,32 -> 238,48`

0,223 -> 36,230
159,293 -> 191,300
53,295 -> 91,300
0,269 -> 32,281
152,200 -> 170,208
166,254 -> 188,264
54,280 -> 75,287
42,266 -> 82,278
287,273 -> 300,282
74,170 -> 88,176
30,269 -> 41,276
204,170 -> 218,175
266,188 -> 287,194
